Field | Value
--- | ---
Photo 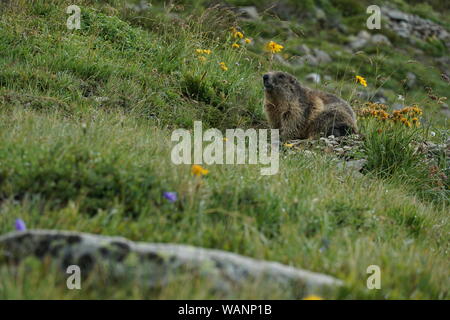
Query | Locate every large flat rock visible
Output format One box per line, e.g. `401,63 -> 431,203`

0,230 -> 343,296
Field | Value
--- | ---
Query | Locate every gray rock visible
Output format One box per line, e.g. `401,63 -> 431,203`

437,29 -> 449,40
436,57 -> 450,68
417,141 -> 448,156
329,140 -> 339,146
289,56 -> 305,66
358,90 -> 388,104
313,48 -> 332,64
314,7 -> 326,21
382,6 -> 450,48
441,104 -> 450,117
392,103 -> 404,111
303,54 -> 319,66
384,9 -> 409,22
395,26 -> 411,38
358,30 -> 371,40
125,0 -> 151,12
373,91 -> 388,104
0,230 -> 343,296
292,54 -> 319,67
371,34 -> 391,46
337,159 -> 367,172
406,72 -> 417,88
273,54 -> 290,66
297,44 -> 311,55
305,73 -> 321,84
349,37 -> 368,50
348,31 -> 373,51
237,6 -> 259,20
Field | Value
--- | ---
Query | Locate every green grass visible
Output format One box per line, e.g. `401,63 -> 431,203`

0,0 -> 449,299
360,117 -> 448,203
0,109 -> 448,299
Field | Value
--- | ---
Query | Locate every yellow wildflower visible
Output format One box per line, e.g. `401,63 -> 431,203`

303,295 -> 323,300
283,143 -> 294,148
191,164 -> 209,177
232,43 -> 240,49
358,101 -> 424,128
219,62 -> 228,71
245,38 -> 252,44
265,41 -> 284,54
355,75 -> 367,87
233,31 -> 244,39
195,49 -> 212,55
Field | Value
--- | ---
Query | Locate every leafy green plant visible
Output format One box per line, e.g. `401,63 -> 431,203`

362,119 -> 423,176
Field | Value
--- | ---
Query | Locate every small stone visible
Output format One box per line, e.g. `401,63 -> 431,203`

385,9 -> 409,22
305,73 -> 321,84
329,140 -> 339,146
406,72 -> 417,88
349,38 -> 368,51
372,91 -> 388,104
297,44 -> 311,55
440,104 -> 450,117
337,159 -> 368,172
273,54 -> 290,66
314,8 -> 326,21
371,34 -> 391,46
393,103 -> 404,110
358,30 -> 371,40
126,0 -> 151,12
302,54 -> 319,67
313,49 -> 332,64
237,6 -> 259,20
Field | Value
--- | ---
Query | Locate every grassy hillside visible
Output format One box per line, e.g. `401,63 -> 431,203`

0,0 -> 448,299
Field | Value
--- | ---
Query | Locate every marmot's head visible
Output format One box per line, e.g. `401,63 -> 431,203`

263,71 -> 302,103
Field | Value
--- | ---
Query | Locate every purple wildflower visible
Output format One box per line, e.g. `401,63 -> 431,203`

163,192 -> 177,203
15,218 -> 26,231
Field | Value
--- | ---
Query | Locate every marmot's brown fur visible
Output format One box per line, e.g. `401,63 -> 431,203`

263,71 -> 357,140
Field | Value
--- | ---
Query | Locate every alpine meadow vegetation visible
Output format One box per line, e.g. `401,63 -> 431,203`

0,0 -> 448,299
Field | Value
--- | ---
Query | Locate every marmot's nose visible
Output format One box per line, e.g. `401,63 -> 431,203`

263,74 -> 269,81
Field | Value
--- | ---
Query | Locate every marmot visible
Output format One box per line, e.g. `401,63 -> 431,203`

263,71 -> 357,140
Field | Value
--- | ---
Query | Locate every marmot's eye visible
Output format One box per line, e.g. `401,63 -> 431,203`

278,74 -> 285,79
